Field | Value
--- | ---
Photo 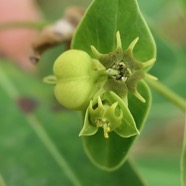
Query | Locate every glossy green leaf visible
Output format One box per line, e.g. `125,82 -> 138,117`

0,62 -> 146,185
82,81 -> 151,171
72,0 -> 156,61
181,116 -> 186,186
72,0 -> 154,170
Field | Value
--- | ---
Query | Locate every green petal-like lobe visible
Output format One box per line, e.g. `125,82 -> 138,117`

79,107 -> 98,136
105,92 -> 140,137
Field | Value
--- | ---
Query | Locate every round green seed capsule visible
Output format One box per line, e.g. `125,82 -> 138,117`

53,49 -> 97,110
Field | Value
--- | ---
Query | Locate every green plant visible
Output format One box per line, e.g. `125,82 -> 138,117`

44,0 -> 186,171
0,0 -> 185,185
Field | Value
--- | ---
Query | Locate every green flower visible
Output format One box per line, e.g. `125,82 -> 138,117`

79,91 -> 139,138
91,31 -> 157,102
44,31 -> 156,139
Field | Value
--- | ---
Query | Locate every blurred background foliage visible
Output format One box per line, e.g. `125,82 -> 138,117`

0,0 -> 185,185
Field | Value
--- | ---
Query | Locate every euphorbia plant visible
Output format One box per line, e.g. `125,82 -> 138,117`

44,0 -> 158,171
0,0 -> 185,185
42,0 -> 186,176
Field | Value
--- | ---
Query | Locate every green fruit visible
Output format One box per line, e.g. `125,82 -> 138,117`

53,49 -> 97,110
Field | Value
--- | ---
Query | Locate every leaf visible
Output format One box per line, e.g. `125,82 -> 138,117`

181,116 -> 186,186
82,81 -> 151,170
72,0 -> 156,61
137,155 -> 181,186
72,0 -> 154,170
0,61 -> 146,185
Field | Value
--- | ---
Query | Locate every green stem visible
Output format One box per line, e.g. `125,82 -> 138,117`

0,66 -> 81,186
145,78 -> 186,112
0,21 -> 50,30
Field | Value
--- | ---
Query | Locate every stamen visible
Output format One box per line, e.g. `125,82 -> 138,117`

103,123 -> 110,138
104,132 -> 109,138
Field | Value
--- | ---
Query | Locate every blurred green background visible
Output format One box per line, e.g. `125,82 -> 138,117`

0,0 -> 185,185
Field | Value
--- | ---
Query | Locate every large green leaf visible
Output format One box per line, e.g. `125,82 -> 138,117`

72,0 -> 156,61
72,0 -> 154,170
0,61 -> 146,185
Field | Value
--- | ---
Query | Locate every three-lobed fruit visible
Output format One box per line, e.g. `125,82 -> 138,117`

53,49 -> 97,110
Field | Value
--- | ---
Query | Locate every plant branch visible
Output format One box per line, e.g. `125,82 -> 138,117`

145,78 -> 186,112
